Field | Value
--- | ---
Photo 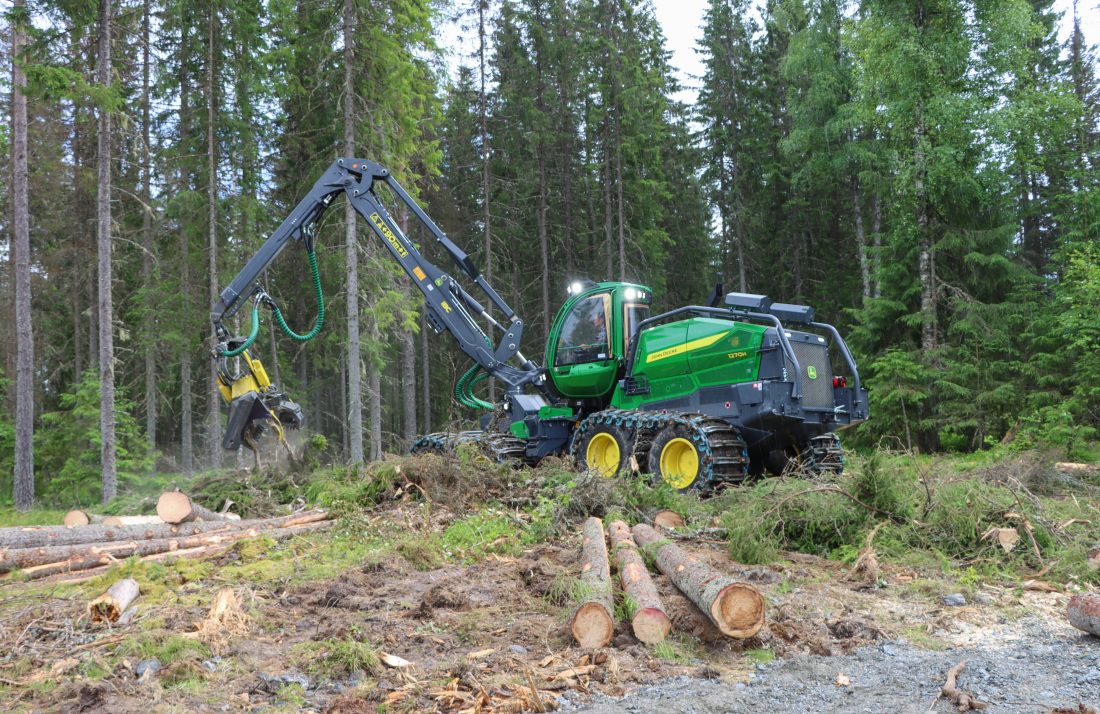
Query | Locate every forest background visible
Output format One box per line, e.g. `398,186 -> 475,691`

1,0 -> 1098,509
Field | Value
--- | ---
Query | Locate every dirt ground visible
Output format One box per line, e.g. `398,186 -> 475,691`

1,500 -> 1096,713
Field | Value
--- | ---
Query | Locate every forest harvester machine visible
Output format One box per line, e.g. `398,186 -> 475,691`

210,159 -> 869,492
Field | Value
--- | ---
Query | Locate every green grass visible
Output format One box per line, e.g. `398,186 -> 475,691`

293,631 -> 380,680
0,507 -> 69,527
744,648 -> 775,664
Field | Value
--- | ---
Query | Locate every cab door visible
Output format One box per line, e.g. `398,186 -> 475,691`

549,292 -> 618,398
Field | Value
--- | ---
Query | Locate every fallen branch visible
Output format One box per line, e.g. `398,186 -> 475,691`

571,517 -> 614,649
87,577 -> 140,624
941,660 -> 987,710
0,509 -> 328,550
632,523 -> 764,639
608,520 -> 670,644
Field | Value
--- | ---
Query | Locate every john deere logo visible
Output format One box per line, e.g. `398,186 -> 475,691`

807,366 -> 818,380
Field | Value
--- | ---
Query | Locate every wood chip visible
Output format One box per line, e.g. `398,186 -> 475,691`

1023,580 -> 1059,592
835,672 -> 851,687
552,664 -> 596,681
381,652 -> 411,668
467,648 -> 495,660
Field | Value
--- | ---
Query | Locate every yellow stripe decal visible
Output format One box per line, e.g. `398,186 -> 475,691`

646,331 -> 730,363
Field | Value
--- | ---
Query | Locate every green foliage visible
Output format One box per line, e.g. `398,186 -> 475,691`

35,371 -> 153,507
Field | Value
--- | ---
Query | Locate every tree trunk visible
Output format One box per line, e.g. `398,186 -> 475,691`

141,0 -> 156,451
571,517 -> 614,648
178,17 -> 194,475
205,8 -> 221,469
608,520 -> 670,644
852,177 -> 870,302
632,523 -> 765,639
0,509 -> 330,550
1068,593 -> 1100,637
11,0 -> 34,512
477,0 -> 495,404
420,312 -> 430,434
368,352 -> 382,460
96,0 -> 117,504
615,111 -> 626,281
401,327 -> 416,447
343,0 -> 364,464
871,192 -> 882,299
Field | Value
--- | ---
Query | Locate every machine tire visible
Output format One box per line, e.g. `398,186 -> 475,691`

575,423 -> 630,477
648,425 -> 707,492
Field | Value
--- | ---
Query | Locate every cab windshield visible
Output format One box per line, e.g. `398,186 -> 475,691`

623,303 -> 650,355
556,294 -> 611,366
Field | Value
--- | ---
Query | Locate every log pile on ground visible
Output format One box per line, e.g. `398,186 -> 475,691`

571,517 -> 615,648
607,520 -> 670,644
633,523 -> 765,639
157,491 -> 240,524
0,504 -> 332,582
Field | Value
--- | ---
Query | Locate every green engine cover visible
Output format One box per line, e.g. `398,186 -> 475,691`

611,317 -> 767,410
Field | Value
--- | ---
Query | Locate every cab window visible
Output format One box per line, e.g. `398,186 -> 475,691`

623,303 -> 650,355
556,294 -> 611,366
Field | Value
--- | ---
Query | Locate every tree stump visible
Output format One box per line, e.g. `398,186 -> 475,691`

571,517 -> 614,648
632,523 -> 764,639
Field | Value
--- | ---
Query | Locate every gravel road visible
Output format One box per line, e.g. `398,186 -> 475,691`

569,616 -> 1100,713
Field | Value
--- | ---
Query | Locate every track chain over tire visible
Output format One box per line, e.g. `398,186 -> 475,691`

800,432 -> 845,475
569,409 -> 750,492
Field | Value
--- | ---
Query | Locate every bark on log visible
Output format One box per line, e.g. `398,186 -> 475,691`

571,516 -> 614,648
0,509 -> 328,550
157,491 -> 239,524
101,515 -> 164,527
66,512 -> 164,527
632,523 -> 764,639
1068,593 -> 1100,637
88,577 -> 140,624
652,510 -> 685,530
608,520 -> 670,643
7,521 -> 331,581
1056,462 -> 1100,475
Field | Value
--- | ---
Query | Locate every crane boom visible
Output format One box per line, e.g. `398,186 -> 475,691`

212,158 -> 541,390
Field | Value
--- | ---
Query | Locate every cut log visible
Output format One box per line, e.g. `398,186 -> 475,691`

7,521 -> 332,581
0,509 -> 328,550
571,517 -> 614,648
632,523 -> 764,639
88,577 -> 140,624
652,510 -> 685,530
1068,593 -> 1100,637
1056,462 -> 1099,475
102,515 -> 164,527
607,520 -> 670,644
66,512 -> 165,528
157,491 -> 239,524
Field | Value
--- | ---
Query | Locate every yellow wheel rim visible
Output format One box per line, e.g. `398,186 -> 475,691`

660,438 -> 699,490
586,432 -> 621,477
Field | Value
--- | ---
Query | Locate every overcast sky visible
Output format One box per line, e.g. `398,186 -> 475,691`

651,0 -> 1100,105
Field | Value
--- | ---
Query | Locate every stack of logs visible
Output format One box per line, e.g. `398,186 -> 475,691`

570,513 -> 766,648
0,491 -> 332,583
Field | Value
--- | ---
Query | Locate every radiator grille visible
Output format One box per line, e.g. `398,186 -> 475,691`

790,341 -> 834,408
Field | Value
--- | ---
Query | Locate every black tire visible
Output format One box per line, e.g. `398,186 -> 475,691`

647,425 -> 709,493
574,423 -> 631,477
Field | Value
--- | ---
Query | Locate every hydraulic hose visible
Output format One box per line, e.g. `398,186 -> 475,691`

455,363 -> 493,411
271,249 -> 325,342
218,302 -> 261,358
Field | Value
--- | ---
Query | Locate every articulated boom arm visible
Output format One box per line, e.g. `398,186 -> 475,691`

212,158 -> 541,390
